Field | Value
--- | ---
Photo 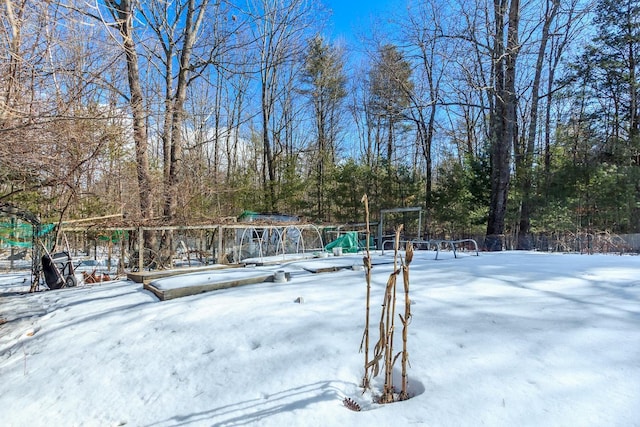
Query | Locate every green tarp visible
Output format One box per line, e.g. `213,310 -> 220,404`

0,222 -> 55,248
324,232 -> 359,253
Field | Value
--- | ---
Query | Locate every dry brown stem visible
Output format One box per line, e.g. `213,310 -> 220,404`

399,241 -> 413,400
360,194 -> 373,389
374,226 -> 401,403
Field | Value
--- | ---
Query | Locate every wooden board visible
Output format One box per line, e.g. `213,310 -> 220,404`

127,263 -> 244,285
290,256 -> 392,274
143,270 -> 274,301
242,254 -> 314,266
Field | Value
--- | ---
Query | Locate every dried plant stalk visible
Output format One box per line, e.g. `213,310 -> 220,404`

383,226 -> 403,403
367,271 -> 390,377
359,194 -> 373,389
399,241 -> 413,400
359,217 -> 414,404
369,268 -> 396,402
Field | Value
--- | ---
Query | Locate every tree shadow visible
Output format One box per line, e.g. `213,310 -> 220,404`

145,381 -> 344,427
0,281 -> 156,358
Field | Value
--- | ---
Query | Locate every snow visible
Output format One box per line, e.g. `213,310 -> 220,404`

149,269 -> 274,291
1,251 -> 639,426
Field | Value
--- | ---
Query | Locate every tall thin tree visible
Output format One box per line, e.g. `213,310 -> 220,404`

485,0 -> 521,250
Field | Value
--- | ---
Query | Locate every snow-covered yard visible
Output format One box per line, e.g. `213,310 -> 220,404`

1,251 -> 639,426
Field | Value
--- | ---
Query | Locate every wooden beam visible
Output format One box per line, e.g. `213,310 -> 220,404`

62,214 -> 123,224
143,270 -> 274,301
127,263 -> 244,285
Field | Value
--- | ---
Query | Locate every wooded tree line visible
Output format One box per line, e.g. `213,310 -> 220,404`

1,0 -> 639,250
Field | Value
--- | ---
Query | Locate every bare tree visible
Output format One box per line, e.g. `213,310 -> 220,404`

514,0 -> 560,249
402,0 -> 452,227
1,1 -> 125,224
485,0 -> 521,250
141,0 -> 211,224
246,0 -> 315,211
1,0 -> 24,125
102,0 -> 154,224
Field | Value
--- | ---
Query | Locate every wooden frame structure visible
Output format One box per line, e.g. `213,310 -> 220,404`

60,223 -> 327,272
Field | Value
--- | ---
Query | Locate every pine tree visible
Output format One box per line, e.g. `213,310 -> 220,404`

562,0 -> 640,231
300,36 -> 347,221
369,44 -> 413,167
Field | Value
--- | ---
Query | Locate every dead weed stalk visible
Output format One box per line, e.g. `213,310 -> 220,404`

359,194 -> 373,389
357,215 -> 415,403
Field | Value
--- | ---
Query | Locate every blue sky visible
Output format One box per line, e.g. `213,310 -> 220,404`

323,0 -> 403,41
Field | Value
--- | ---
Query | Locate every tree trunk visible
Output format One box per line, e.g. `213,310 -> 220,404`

156,0 -> 208,266
485,0 -> 520,251
1,0 -> 24,126
164,0 -> 208,222
107,0 -> 153,223
261,95 -> 277,210
517,0 -> 559,250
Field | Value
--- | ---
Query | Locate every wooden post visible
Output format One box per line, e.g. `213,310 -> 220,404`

217,225 -> 223,263
108,235 -> 113,272
119,230 -> 125,275
10,217 -> 15,270
138,227 -> 144,271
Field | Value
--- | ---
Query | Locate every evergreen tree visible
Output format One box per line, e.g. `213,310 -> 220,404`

368,44 -> 413,167
591,0 -> 640,147
562,0 -> 640,231
300,36 -> 347,221
365,44 -> 414,211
